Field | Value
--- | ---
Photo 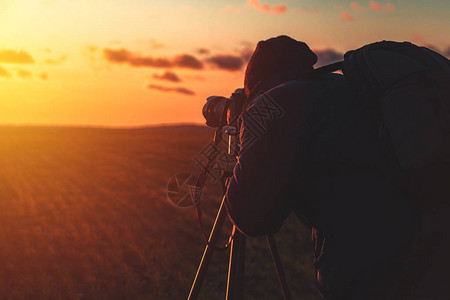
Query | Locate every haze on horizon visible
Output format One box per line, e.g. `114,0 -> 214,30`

0,0 -> 448,127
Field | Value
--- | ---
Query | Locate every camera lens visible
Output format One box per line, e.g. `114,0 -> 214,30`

202,96 -> 229,127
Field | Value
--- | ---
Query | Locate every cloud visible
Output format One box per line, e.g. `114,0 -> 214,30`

239,48 -> 254,62
369,1 -> 382,11
104,48 -> 130,63
206,54 -> 245,71
152,71 -> 181,82
45,54 -> 68,65
130,56 -> 172,68
147,84 -> 195,95
240,40 -> 254,48
411,34 -> 424,43
17,68 -> 33,79
103,48 -> 204,69
385,3 -> 395,11
248,0 -> 270,12
173,54 -> 203,69
247,0 -> 287,14
314,49 -> 344,68
196,48 -> 210,55
0,50 -> 35,64
273,4 -> 287,14
0,66 -> 11,78
350,2 -> 363,11
349,1 -> 394,14
103,48 -> 165,68
104,47 -> 256,73
341,11 -> 354,21
296,8 -> 320,14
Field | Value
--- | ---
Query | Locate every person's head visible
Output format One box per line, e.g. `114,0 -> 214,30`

244,35 -> 317,100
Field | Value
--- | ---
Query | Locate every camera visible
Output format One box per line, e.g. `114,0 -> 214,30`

202,88 -> 247,128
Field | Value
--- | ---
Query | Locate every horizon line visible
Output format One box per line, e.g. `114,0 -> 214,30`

0,121 -> 208,129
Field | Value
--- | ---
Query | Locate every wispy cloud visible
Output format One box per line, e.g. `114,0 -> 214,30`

40,72 -> 48,80
196,48 -> 210,55
152,71 -> 181,82
17,68 -> 33,79
103,46 -> 255,73
0,50 -> 35,64
104,48 -> 170,67
0,66 -> 11,78
385,3 -> 395,11
341,11 -> 354,21
103,48 -> 204,69
0,66 -> 47,80
350,2 -> 363,11
147,84 -> 195,96
45,54 -> 69,65
369,1 -> 383,11
173,54 -> 203,69
206,54 -> 246,71
247,0 -> 287,14
411,34 -> 424,43
239,47 -> 254,62
273,4 -> 287,14
349,1 -> 395,15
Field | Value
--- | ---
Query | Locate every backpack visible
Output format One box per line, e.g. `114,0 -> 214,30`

344,41 -> 450,168
319,40 -> 450,201
315,41 -> 450,202
315,41 -> 450,294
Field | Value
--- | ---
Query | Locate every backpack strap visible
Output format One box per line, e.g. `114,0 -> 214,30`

313,61 -> 343,75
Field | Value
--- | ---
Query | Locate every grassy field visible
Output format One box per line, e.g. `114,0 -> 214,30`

0,125 -> 320,299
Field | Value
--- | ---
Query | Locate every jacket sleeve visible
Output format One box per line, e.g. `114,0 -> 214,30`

224,84 -> 314,237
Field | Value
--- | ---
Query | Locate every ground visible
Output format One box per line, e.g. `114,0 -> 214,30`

0,125 -> 320,299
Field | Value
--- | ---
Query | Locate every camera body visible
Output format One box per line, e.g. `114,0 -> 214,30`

202,88 -> 247,128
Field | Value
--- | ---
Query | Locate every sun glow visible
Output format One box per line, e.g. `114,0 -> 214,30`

0,0 -> 447,126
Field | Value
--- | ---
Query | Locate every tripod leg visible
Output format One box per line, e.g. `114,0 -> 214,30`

226,226 -> 246,300
267,234 -> 292,300
188,198 -> 228,300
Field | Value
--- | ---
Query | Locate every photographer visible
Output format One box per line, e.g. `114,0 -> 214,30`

224,36 -> 430,299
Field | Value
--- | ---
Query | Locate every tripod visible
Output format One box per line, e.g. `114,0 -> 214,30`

189,92 -> 292,299
187,182 -> 292,300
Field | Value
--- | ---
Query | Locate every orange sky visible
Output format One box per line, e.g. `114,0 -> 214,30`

0,0 -> 448,127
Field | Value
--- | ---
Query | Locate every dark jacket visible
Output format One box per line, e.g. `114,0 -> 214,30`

225,73 -> 418,299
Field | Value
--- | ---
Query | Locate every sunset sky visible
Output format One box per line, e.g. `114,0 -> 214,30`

0,0 -> 448,126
